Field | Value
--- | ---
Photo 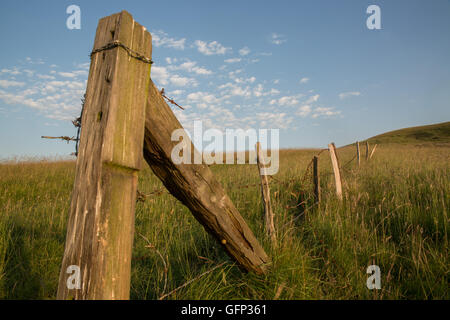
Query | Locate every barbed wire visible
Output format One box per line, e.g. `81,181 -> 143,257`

160,88 -> 184,110
41,136 -> 78,143
90,40 -> 153,65
136,188 -> 168,202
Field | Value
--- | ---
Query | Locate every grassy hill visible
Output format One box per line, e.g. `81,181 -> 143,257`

364,121 -> 450,145
0,144 -> 449,299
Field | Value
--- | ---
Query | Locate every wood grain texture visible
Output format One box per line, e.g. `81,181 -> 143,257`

143,81 -> 270,274
57,11 -> 151,300
328,143 -> 343,200
256,142 -> 276,243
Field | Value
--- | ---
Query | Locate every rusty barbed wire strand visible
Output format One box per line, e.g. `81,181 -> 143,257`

160,88 -> 184,110
72,93 -> 85,157
90,40 -> 153,64
136,188 -> 168,202
41,136 -> 78,143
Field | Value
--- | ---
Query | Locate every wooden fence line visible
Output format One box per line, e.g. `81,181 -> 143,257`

54,11 -> 384,301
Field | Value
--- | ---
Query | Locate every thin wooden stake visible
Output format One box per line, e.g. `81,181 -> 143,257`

356,141 -> 360,167
365,141 -> 370,161
256,142 -> 276,243
369,144 -> 378,160
328,143 -> 343,200
57,11 -> 152,300
313,156 -> 320,203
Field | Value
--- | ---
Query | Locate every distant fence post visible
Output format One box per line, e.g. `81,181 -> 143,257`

256,142 -> 276,243
313,156 -> 320,203
356,141 -> 360,167
57,11 -> 152,300
328,143 -> 343,200
365,141 -> 370,161
369,144 -> 377,160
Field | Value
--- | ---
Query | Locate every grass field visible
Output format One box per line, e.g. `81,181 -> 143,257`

0,124 -> 449,300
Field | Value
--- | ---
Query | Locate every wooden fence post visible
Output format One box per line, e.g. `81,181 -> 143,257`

369,144 -> 377,160
256,142 -> 276,243
143,81 -> 270,274
57,11 -> 152,300
313,156 -> 320,203
328,143 -> 343,200
356,141 -> 360,167
365,141 -> 370,161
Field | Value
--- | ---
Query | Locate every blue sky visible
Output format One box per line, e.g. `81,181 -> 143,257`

0,0 -> 449,158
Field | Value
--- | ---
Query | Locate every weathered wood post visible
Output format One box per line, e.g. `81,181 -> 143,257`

57,11 -> 152,300
256,142 -> 276,243
313,156 -> 320,204
143,81 -> 270,274
365,141 -> 370,161
369,144 -> 377,160
328,143 -> 343,200
356,141 -> 360,167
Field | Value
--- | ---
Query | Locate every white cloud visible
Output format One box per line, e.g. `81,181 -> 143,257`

151,66 -> 170,85
1,68 -> 21,75
270,94 -> 303,106
339,91 -> 361,99
37,74 -> 55,80
296,105 -> 312,117
305,94 -> 319,104
169,89 -> 184,95
58,72 -> 77,78
170,74 -> 197,87
270,33 -> 287,45
152,30 -> 186,50
311,107 -> 341,118
224,58 -> 241,63
256,112 -> 292,129
168,60 -> 213,75
299,77 -> 309,84
0,80 -> 25,88
239,47 -> 250,56
234,76 -> 256,84
194,40 -> 231,55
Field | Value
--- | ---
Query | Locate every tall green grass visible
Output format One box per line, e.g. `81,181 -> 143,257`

0,144 -> 448,299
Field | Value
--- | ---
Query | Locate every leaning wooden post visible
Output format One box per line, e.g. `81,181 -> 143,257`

57,11 -> 152,300
256,142 -> 276,243
369,144 -> 377,160
365,141 -> 370,161
328,143 -> 343,200
312,156 -> 320,203
143,81 -> 270,274
356,141 -> 360,167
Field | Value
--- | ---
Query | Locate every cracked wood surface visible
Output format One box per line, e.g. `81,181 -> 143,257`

57,11 -> 151,300
143,81 -> 270,274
